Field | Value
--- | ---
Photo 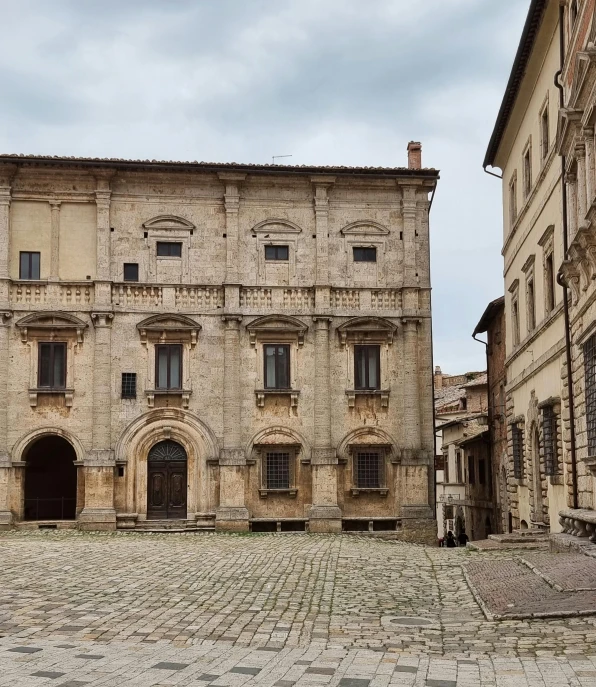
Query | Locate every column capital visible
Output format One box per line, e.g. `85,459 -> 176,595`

402,316 -> 421,327
222,314 -> 242,328
313,316 -> 332,330
49,200 -> 62,210
0,311 -> 12,326
91,312 -> 114,328
575,142 -> 587,159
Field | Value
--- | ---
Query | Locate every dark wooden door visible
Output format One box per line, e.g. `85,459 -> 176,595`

147,441 -> 187,519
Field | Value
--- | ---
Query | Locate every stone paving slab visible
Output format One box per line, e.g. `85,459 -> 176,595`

521,552 -> 596,590
465,559 -> 596,619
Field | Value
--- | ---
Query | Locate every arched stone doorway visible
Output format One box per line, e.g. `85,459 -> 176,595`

24,436 -> 77,520
147,440 -> 187,519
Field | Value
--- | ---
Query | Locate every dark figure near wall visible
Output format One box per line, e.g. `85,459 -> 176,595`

445,531 -> 456,548
458,529 -> 469,547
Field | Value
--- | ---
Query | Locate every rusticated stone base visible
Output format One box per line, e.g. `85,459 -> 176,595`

0,510 -> 13,531
308,505 -> 342,533
215,507 -> 249,532
78,508 -> 117,531
398,511 -> 437,545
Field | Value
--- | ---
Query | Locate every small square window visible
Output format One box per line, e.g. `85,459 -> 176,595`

156,242 -> 182,257
20,252 -> 40,280
265,245 -> 289,261
123,263 -> 139,282
121,373 -> 137,399
353,247 -> 377,262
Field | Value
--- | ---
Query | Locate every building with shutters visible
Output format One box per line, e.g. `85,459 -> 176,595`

0,143 -> 438,540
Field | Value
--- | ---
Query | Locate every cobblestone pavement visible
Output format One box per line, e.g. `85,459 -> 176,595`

1,531 -> 596,686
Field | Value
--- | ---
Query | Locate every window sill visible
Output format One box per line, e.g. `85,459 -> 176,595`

346,390 -> 390,408
255,389 -> 300,408
259,488 -> 298,499
29,388 -> 74,408
146,389 -> 191,409
351,487 -> 389,497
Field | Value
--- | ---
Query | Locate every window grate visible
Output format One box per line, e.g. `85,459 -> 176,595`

585,334 -> 596,456
543,405 -> 557,475
266,452 -> 290,489
121,373 -> 137,399
512,425 -> 524,479
356,452 -> 381,488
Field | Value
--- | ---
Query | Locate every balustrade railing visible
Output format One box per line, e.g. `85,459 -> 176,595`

559,508 -> 596,542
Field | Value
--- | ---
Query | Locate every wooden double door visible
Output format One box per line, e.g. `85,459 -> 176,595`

147,440 -> 187,519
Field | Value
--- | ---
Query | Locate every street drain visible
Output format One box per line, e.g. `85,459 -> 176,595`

389,617 -> 434,627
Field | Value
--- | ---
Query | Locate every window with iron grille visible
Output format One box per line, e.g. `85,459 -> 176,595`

121,373 -> 137,399
265,451 -> 291,489
512,425 -> 524,479
542,405 -> 558,475
585,334 -> 596,456
38,342 -> 66,389
355,451 -> 382,488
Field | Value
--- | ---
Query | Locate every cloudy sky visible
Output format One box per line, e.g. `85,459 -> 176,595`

0,0 -> 527,373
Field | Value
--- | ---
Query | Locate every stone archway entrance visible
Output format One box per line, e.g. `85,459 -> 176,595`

24,436 -> 77,520
147,440 -> 187,519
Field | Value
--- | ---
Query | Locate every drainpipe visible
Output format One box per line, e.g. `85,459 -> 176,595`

473,332 -> 497,530
555,2 -> 579,510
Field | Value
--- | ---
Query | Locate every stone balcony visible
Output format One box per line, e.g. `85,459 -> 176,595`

558,508 -> 596,543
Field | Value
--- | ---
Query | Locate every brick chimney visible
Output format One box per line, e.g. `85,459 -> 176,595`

434,365 -> 443,389
407,141 -> 422,169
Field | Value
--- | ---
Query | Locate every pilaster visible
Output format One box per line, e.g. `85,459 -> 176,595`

94,172 -> 114,286
219,173 -> 246,285
400,184 -> 418,288
0,311 -> 12,528
0,166 -> 15,304
49,201 -> 61,281
309,316 -> 341,532
216,315 -> 249,530
312,176 -> 335,286
576,143 -> 588,224
583,128 -> 595,208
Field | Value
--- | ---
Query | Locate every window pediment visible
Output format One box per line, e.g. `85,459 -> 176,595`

247,315 -> 308,346
142,215 -> 195,232
340,220 -> 390,236
16,312 -> 88,344
337,316 -> 397,346
251,219 -> 302,234
137,314 -> 201,346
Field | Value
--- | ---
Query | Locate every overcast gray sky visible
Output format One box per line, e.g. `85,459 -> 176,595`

0,0 -> 527,374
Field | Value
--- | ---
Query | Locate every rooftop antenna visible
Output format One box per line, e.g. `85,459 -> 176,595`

272,154 -> 292,164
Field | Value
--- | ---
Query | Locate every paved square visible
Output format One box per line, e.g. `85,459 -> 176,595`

0,531 -> 595,685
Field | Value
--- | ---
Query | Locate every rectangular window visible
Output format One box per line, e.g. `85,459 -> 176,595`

354,345 -> 381,390
543,405 -> 558,476
155,344 -> 182,390
123,263 -> 139,281
443,452 -> 450,484
585,334 -> 596,456
479,458 -> 486,485
512,298 -> 520,346
38,342 -> 66,389
264,344 -> 290,389
509,176 -> 518,226
19,251 -> 40,280
356,451 -> 382,488
455,450 -> 462,483
121,373 -> 137,399
353,247 -> 377,262
545,253 -> 555,313
265,451 -> 290,489
156,242 -> 182,257
523,145 -> 532,198
541,106 -> 549,160
513,425 -> 524,479
527,278 -> 536,331
264,245 -> 289,261
468,455 -> 476,485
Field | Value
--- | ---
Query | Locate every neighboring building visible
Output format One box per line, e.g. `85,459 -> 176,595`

434,369 -> 488,538
473,297 -> 509,533
0,144 -> 439,541
437,415 -> 493,542
557,1 -> 596,534
484,0 -> 567,532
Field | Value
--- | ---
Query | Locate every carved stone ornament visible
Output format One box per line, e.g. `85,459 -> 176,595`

136,313 -> 201,346
246,315 -> 308,347
16,312 -> 88,345
337,316 -> 397,347
142,215 -> 195,232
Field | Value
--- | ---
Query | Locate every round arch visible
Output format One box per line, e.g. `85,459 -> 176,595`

12,426 -> 86,465
114,409 -> 219,518
246,425 -> 312,459
336,426 -> 399,463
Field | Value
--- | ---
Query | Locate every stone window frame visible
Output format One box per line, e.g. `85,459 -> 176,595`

254,443 -> 301,498
247,315 -> 307,408
539,94 -> 550,163
508,279 -> 521,348
16,312 -> 89,408
347,443 -> 391,497
142,215 -> 195,283
251,219 -> 301,285
337,317 -> 396,408
538,225 -> 556,315
538,397 -> 563,483
509,171 -> 518,228
522,254 -> 536,334
510,416 -> 525,484
522,137 -> 533,200
340,221 -> 390,287
136,313 -> 201,409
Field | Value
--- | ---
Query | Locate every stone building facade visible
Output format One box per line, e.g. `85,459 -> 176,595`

484,0 -> 568,532
0,145 -> 438,540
